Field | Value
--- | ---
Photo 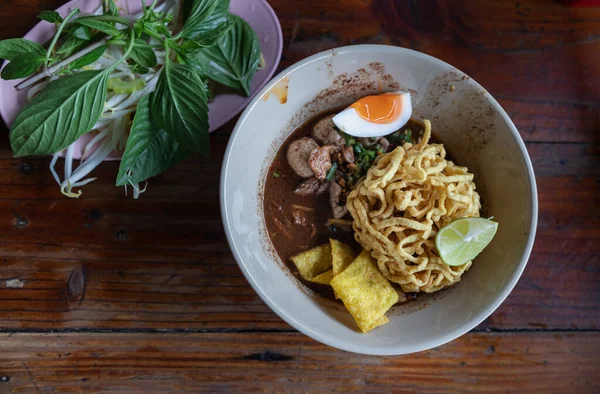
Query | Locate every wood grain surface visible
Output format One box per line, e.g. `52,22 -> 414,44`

0,332 -> 598,393
1,0 -> 599,392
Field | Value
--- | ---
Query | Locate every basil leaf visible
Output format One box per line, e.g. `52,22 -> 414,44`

1,53 -> 44,80
150,63 -> 209,154
72,26 -> 92,40
68,45 -> 107,70
179,0 -> 220,39
131,64 -> 149,74
0,38 -> 45,61
38,10 -> 63,23
129,39 -> 157,68
76,19 -> 120,37
106,0 -> 119,16
117,95 -> 189,186
192,15 -> 260,96
10,70 -> 110,156
57,35 -> 87,56
180,0 -> 233,46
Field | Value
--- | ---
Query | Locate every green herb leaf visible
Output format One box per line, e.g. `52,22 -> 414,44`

1,53 -> 44,80
76,18 -> 120,37
38,10 -> 63,23
0,38 -> 45,61
10,70 -> 110,156
129,39 -> 157,68
180,0 -> 234,47
150,63 -> 209,154
105,0 -> 119,16
68,45 -> 107,70
131,63 -> 149,74
72,26 -> 92,40
179,0 -> 221,39
56,35 -> 87,56
117,95 -> 189,186
192,15 -> 260,96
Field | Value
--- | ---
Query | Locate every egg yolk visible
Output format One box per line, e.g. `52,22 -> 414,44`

350,93 -> 404,124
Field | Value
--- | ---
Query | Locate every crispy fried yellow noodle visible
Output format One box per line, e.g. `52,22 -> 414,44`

347,120 -> 481,293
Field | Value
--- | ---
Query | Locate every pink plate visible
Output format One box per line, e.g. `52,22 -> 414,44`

0,0 -> 283,160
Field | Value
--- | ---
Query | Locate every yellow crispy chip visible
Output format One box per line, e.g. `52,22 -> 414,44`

330,239 -> 356,277
310,269 -> 333,285
330,250 -> 399,333
363,315 -> 389,333
290,244 -> 332,281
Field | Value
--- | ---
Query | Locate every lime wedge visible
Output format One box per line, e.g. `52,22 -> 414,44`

435,218 -> 498,266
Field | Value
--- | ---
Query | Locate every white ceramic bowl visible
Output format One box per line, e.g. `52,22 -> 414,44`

221,45 -> 537,355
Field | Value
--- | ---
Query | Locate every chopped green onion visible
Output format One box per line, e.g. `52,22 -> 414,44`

388,128 -> 413,144
348,138 -> 356,146
339,130 -> 354,145
326,162 -> 338,181
273,170 -> 281,178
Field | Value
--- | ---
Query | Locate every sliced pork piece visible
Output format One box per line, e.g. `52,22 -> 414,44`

341,145 -> 355,164
357,137 -> 378,147
287,137 -> 319,178
379,137 -> 391,152
308,145 -> 339,181
294,177 -> 329,196
329,181 -> 348,219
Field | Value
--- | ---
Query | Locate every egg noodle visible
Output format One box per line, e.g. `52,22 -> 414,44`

347,120 -> 481,293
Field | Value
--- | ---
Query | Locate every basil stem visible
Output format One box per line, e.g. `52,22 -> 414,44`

15,38 -> 109,91
44,8 -> 80,68
81,15 -> 130,25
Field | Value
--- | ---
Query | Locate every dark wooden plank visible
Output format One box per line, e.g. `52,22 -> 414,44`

0,332 -> 598,393
0,167 -> 598,330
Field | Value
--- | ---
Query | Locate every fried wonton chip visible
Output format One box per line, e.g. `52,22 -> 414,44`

363,314 -> 389,332
290,244 -> 332,281
330,250 -> 399,333
309,269 -> 333,285
330,239 -> 356,277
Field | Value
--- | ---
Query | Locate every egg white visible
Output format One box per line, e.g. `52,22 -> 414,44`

332,91 -> 412,138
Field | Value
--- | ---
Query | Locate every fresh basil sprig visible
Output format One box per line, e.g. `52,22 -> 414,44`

10,30 -> 135,156
0,0 -> 263,197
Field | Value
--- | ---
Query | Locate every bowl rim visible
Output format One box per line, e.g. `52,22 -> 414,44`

220,44 -> 539,355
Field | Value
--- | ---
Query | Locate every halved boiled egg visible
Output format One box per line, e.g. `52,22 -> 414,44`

332,91 -> 412,138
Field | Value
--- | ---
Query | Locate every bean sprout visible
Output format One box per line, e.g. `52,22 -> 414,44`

81,127 -> 109,160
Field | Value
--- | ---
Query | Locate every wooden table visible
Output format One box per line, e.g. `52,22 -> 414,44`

1,0 -> 599,392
